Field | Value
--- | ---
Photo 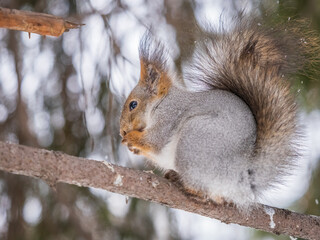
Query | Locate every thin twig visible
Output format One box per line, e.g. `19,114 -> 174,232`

0,7 -> 83,37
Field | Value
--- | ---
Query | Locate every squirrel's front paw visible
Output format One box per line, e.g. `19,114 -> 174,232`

121,130 -> 144,155
127,143 -> 141,154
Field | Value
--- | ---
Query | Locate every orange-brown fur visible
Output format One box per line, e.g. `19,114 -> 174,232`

120,57 -> 173,157
139,59 -> 172,98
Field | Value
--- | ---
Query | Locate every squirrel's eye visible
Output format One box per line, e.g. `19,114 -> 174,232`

129,101 -> 138,111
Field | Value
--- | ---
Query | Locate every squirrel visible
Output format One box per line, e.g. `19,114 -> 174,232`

119,15 -> 312,209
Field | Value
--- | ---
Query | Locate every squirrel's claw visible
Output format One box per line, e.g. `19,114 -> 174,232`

125,142 -> 141,155
133,148 -> 140,154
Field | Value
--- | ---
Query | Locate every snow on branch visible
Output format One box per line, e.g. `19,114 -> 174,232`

0,7 -> 82,37
0,141 -> 319,239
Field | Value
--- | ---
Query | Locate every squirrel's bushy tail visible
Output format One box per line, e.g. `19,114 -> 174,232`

185,16 -> 314,191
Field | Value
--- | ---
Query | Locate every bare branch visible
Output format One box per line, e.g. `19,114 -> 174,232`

0,7 -> 83,37
0,141 -> 319,239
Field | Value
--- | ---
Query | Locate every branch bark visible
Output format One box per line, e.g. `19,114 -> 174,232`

0,7 -> 82,37
0,141 -> 319,239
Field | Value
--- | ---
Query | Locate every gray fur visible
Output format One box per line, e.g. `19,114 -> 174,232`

147,86 -> 258,206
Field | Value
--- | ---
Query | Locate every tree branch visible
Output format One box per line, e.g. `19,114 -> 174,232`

0,141 -> 319,239
0,7 -> 83,37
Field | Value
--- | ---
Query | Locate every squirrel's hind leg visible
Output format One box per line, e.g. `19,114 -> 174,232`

164,169 -> 224,204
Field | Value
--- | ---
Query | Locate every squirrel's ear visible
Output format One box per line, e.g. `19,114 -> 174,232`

140,60 -> 161,94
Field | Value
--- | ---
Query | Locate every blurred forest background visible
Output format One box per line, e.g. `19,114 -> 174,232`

0,0 -> 320,239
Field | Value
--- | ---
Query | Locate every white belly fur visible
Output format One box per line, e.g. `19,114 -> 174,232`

150,134 -> 179,170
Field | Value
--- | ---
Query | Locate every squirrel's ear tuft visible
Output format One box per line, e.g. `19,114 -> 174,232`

139,31 -> 168,73
138,31 -> 173,96
139,31 -> 169,94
